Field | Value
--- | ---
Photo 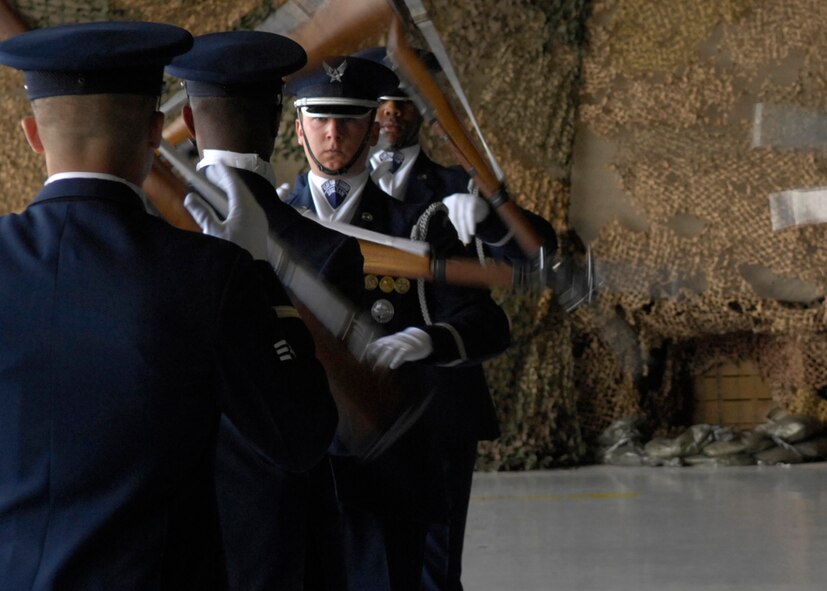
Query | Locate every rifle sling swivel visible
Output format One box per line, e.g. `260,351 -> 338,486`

489,188 -> 510,209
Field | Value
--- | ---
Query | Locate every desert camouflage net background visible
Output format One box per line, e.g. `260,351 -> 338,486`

570,0 -> 827,454
2,0 -> 826,470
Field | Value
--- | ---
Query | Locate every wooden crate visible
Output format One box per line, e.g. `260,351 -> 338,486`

692,361 -> 774,429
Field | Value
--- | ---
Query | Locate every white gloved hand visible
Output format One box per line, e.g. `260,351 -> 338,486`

364,327 -> 433,370
184,163 -> 269,261
442,192 -> 490,244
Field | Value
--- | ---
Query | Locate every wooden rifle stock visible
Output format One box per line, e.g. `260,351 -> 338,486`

162,115 -> 192,147
385,14 -> 546,259
0,0 -> 27,39
358,240 -> 516,290
293,298 -> 407,458
143,156 -> 202,232
287,0 -> 394,77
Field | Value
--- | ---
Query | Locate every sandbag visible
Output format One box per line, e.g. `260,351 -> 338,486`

740,430 -> 776,454
602,444 -> 646,466
597,417 -> 650,448
598,417 -> 650,466
795,435 -> 827,460
758,414 -> 824,444
702,439 -> 747,457
644,424 -> 715,459
755,445 -> 804,465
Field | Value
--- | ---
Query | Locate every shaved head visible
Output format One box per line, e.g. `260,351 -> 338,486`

27,94 -> 163,183
32,94 -> 157,146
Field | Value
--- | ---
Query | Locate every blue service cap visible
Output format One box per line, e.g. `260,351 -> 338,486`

166,30 -> 307,100
352,46 -> 440,101
285,55 -> 399,118
0,21 -> 193,100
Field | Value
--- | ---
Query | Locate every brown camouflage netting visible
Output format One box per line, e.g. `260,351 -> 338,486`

4,0 -> 827,469
571,0 -> 827,447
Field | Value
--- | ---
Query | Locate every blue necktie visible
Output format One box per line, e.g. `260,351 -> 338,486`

380,150 -> 405,174
322,179 -> 350,208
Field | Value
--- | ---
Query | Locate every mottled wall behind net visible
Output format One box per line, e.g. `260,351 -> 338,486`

5,1 -> 824,470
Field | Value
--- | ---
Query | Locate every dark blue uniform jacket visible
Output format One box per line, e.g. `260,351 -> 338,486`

0,178 -> 336,591
288,175 -> 511,521
205,166 -> 364,591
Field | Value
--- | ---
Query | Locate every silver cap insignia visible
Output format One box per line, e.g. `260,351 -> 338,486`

323,60 -> 347,83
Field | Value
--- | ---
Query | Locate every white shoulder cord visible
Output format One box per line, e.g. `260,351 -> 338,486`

410,201 -> 449,325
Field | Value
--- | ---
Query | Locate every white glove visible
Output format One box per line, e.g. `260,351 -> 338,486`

364,327 -> 433,370
184,163 -> 269,261
442,193 -> 490,244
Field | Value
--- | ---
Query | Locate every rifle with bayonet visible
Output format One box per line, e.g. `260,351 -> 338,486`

146,142 -> 592,309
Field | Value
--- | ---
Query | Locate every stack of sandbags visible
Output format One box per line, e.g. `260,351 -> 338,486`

598,411 -> 827,466
688,429 -> 774,466
644,424 -> 753,466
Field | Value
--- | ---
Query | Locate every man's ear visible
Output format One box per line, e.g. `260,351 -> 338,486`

295,117 -> 305,146
182,104 -> 196,138
21,116 -> 44,153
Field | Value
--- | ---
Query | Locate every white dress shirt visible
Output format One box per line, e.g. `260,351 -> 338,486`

46,171 -> 145,197
306,169 -> 370,224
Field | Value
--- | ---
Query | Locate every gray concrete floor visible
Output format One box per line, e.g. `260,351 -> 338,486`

463,464 -> 827,590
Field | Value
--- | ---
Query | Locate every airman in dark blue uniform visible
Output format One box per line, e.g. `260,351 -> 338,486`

166,31 -> 365,591
284,56 -> 512,591
0,21 -> 336,591
357,46 -> 560,591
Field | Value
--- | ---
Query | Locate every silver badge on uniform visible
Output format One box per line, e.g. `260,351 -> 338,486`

370,298 -> 395,324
